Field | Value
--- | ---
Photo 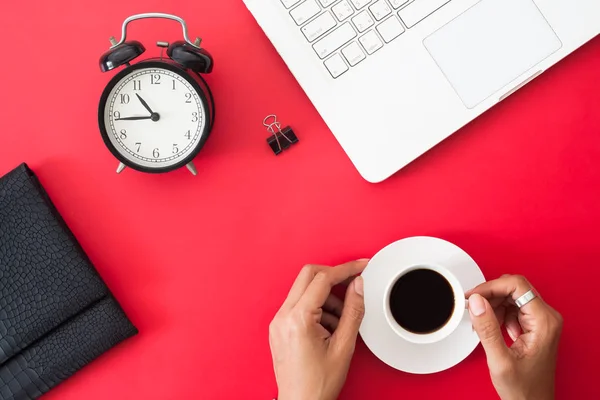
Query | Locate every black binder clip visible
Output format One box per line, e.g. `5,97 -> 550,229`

264,114 -> 299,156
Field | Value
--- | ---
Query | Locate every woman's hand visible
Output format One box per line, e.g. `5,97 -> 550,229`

269,260 -> 368,400
467,275 -> 563,400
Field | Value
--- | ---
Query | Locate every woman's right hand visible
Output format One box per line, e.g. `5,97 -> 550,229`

466,275 -> 563,400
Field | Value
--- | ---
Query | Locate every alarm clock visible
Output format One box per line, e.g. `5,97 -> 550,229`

98,13 -> 215,175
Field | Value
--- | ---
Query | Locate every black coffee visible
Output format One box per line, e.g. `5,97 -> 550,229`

389,269 -> 455,334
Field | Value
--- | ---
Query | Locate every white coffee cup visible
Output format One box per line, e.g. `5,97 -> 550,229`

383,263 -> 467,345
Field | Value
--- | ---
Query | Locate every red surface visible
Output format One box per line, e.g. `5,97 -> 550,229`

0,1 -> 599,399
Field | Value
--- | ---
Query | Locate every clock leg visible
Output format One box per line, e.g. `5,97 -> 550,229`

116,162 -> 127,174
186,162 -> 198,176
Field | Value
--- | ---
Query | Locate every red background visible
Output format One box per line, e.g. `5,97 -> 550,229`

0,1 -> 599,399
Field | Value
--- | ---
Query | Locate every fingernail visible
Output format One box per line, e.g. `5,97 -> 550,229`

354,276 -> 364,296
507,328 -> 517,342
468,294 -> 486,317
507,324 -> 521,342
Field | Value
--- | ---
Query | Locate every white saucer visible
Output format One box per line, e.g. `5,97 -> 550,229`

359,237 -> 486,374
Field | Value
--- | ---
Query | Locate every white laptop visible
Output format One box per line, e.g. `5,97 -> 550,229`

243,0 -> 599,182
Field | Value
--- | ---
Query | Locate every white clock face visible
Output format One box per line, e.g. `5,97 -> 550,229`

102,65 -> 207,170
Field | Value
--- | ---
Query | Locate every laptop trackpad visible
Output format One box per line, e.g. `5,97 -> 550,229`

423,0 -> 562,108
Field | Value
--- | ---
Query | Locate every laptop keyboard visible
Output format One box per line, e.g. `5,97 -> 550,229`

281,0 -> 453,78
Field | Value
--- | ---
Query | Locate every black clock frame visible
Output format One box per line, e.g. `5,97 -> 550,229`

98,60 -> 213,174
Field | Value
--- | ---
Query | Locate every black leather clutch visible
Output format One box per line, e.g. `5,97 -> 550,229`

0,164 -> 137,400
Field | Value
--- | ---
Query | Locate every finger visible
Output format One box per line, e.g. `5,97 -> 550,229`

504,307 -> 521,341
489,297 -> 507,309
331,276 -> 365,359
465,292 -> 506,309
494,305 -> 507,327
468,275 -> 544,315
281,264 -> 328,310
324,294 -> 344,318
297,260 -> 369,311
468,294 -> 510,363
320,312 -> 340,333
465,274 -> 510,297
340,276 -> 358,287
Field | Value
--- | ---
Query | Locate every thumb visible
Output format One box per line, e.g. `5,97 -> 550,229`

469,293 -> 510,364
332,276 -> 365,358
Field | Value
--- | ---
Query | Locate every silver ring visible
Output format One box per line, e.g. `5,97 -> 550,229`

515,290 -> 537,308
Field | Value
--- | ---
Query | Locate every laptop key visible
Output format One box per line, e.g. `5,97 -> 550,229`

302,12 -> 338,42
342,42 -> 366,66
332,0 -> 355,22
376,15 -> 405,42
398,0 -> 452,28
389,0 -> 409,9
352,10 -> 375,32
324,54 -> 349,78
291,0 -> 322,25
318,0 -> 337,6
369,0 -> 392,21
282,0 -> 302,9
359,30 -> 383,54
350,0 -> 372,10
313,23 -> 357,59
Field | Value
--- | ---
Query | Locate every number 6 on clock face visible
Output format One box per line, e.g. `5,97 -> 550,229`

98,61 -> 212,173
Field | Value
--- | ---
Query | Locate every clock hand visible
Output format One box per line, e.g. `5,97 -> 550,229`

115,116 -> 153,121
136,93 -> 154,115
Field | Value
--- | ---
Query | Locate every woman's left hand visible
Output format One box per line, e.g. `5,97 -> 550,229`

269,260 -> 368,400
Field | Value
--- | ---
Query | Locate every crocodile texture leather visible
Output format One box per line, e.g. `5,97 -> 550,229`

0,297 -> 137,400
0,164 -> 137,400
